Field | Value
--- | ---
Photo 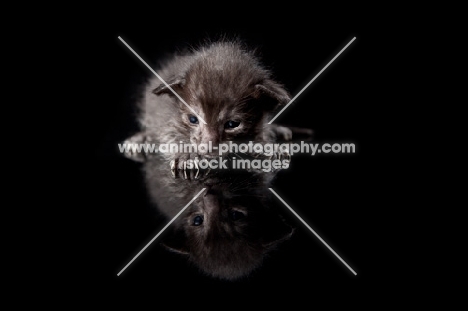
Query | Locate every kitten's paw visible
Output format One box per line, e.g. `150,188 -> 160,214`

270,150 -> 291,164
121,133 -> 160,162
122,132 -> 148,162
170,156 -> 210,180
275,126 -> 293,141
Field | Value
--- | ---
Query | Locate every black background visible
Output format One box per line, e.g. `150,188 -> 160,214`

58,8 -> 410,305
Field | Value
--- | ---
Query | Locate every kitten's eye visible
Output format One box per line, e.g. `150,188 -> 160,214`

192,215 -> 204,226
229,210 -> 245,221
188,115 -> 199,124
225,120 -> 240,129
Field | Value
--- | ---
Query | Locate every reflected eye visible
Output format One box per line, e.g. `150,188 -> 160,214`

192,215 -> 203,226
229,210 -> 245,221
225,120 -> 240,129
189,115 -> 199,124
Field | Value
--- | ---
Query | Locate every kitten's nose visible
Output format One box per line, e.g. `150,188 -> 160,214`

200,128 -> 219,156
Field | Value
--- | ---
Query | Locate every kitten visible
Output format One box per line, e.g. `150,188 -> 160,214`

123,40 -> 298,169
164,186 -> 293,280
144,155 -> 293,280
120,39 -> 314,280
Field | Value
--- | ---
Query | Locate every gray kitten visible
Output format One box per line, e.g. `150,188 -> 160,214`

124,40 -> 296,167
122,40 -> 313,280
144,155 -> 293,280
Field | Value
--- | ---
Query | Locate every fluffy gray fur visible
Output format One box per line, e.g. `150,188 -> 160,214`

124,40 -> 294,163
122,40 -> 312,280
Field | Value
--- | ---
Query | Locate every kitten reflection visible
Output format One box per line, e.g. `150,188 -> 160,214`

161,183 -> 293,280
139,154 -> 291,280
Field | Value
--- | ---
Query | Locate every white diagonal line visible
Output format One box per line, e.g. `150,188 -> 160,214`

117,188 -> 206,276
118,36 -> 207,125
268,188 -> 357,275
268,37 -> 356,124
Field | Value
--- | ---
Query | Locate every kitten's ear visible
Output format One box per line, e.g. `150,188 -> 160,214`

254,79 -> 291,111
152,77 -> 185,96
121,132 -> 147,162
160,229 -> 190,256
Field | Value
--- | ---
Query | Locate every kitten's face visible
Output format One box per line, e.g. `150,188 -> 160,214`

185,191 -> 252,240
154,81 -> 277,159
151,43 -> 291,157
179,92 -> 266,152
164,186 -> 293,280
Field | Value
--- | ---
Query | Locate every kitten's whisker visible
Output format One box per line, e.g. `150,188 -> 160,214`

234,152 -> 244,159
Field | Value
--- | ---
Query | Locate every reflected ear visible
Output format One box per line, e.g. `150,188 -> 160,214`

262,219 -> 295,250
160,228 -> 190,256
121,132 -> 148,163
152,77 -> 185,96
254,79 -> 291,111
